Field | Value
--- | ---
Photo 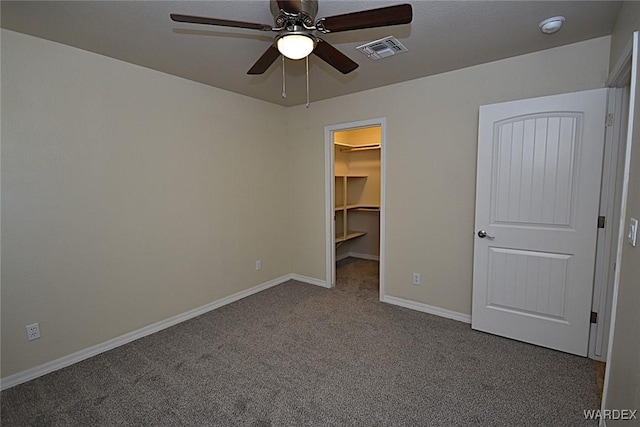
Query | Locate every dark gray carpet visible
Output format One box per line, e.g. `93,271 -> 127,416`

1,258 -> 599,426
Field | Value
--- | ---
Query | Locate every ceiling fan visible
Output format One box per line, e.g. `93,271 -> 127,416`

170,0 -> 413,75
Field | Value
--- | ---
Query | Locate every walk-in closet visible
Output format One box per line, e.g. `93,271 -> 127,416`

334,125 -> 381,263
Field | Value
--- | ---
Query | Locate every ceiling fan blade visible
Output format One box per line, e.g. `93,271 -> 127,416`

313,39 -> 358,74
170,14 -> 273,31
276,0 -> 302,13
317,4 -> 412,33
247,45 -> 281,75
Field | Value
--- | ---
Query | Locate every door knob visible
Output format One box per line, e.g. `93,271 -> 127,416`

477,230 -> 495,239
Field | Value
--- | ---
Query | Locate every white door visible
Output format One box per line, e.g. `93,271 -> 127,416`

472,88 -> 607,356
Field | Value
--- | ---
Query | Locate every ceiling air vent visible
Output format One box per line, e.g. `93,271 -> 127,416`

356,36 -> 408,60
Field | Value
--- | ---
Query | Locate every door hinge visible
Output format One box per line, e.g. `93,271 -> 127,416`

605,113 -> 614,127
598,215 -> 606,229
591,311 -> 598,324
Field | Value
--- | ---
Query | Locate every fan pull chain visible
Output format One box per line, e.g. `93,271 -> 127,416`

281,56 -> 287,99
305,55 -> 310,108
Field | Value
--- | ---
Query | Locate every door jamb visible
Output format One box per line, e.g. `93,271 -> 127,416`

589,87 -> 629,361
324,118 -> 386,298
601,30 -> 637,417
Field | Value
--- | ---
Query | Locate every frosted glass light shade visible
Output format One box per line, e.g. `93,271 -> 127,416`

539,16 -> 565,34
277,34 -> 315,60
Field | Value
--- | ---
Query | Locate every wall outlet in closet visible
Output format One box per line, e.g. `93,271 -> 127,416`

256,260 -> 262,271
412,273 -> 421,286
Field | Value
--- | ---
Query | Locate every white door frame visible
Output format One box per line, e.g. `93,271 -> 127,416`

324,117 -> 386,298
601,31 -> 637,417
588,87 -> 629,361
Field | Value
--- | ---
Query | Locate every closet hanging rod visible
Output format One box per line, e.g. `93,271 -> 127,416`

337,143 -> 381,152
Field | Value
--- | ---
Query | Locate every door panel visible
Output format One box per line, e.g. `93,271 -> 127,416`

487,248 -> 570,319
472,89 -> 607,356
493,114 -> 580,226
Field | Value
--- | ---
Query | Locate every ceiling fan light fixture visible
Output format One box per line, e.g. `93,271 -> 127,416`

277,34 -> 316,60
539,16 -> 565,34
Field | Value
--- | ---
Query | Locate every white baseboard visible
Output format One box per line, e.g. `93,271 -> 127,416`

1,275 -> 468,391
288,273 -> 331,288
382,295 -> 471,324
348,252 -> 380,261
336,252 -> 380,262
0,274 -> 292,391
336,252 -> 351,262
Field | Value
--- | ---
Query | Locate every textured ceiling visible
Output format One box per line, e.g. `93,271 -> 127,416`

1,1 -> 622,107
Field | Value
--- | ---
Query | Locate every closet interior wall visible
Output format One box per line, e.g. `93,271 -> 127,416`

334,130 -> 381,261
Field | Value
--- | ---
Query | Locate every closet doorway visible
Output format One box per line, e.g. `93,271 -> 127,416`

325,118 -> 386,298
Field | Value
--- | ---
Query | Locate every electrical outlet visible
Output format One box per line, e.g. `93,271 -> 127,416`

412,273 -> 421,286
256,260 -> 262,271
26,323 -> 40,341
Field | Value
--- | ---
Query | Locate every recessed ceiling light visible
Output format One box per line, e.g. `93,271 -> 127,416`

539,16 -> 565,35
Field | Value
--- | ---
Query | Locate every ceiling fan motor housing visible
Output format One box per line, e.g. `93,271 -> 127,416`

270,0 -> 318,28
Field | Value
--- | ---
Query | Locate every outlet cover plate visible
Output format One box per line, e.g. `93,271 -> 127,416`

629,218 -> 638,247
412,273 -> 421,286
26,323 -> 40,341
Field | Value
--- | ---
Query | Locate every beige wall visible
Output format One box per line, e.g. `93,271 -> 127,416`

288,36 -> 611,315
605,4 -> 640,421
1,30 -> 291,378
0,29 -> 618,383
610,2 -> 640,74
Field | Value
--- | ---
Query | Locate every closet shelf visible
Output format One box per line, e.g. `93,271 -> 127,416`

334,142 -> 381,152
335,204 -> 380,211
351,206 -> 380,212
335,231 -> 367,244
